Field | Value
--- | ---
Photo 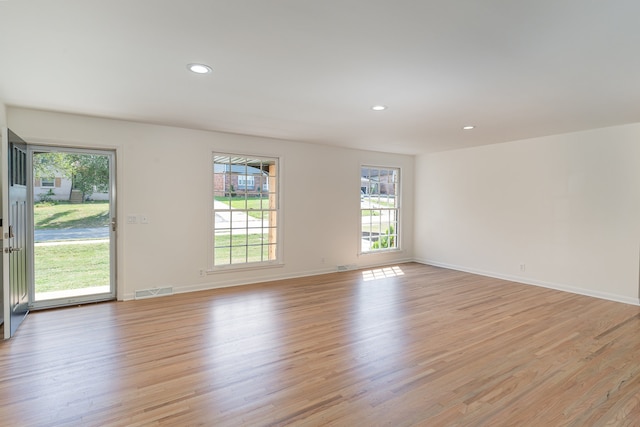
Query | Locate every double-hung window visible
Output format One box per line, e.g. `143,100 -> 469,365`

212,154 -> 279,268
237,175 -> 255,190
360,166 -> 399,252
40,177 -> 55,187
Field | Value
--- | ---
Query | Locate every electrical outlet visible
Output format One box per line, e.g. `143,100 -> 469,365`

199,269 -> 205,276
520,263 -> 526,272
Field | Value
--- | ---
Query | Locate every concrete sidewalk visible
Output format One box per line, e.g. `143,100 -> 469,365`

214,200 -> 269,231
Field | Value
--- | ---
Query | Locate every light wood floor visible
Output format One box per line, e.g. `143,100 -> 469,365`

1,263 -> 640,426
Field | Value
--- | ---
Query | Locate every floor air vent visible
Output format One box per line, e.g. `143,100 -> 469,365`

134,287 -> 173,300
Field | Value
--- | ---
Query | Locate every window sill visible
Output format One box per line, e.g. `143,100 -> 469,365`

208,261 -> 284,274
359,248 -> 403,256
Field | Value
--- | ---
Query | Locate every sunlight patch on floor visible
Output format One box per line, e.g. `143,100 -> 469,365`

362,265 -> 404,282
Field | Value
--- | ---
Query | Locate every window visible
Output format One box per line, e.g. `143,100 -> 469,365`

41,177 -> 55,187
213,154 -> 279,267
237,175 -> 255,190
361,166 -> 399,252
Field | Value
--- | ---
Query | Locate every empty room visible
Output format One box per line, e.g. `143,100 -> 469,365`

1,1 -> 640,426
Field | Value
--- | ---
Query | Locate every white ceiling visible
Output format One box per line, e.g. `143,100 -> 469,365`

1,0 -> 640,155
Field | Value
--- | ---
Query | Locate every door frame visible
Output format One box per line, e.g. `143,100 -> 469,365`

27,145 -> 117,309
1,126 -> 6,337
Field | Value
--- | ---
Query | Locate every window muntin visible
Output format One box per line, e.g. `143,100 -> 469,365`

213,154 -> 279,267
361,166 -> 399,252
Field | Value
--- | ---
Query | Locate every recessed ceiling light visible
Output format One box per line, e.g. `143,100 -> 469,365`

371,105 -> 387,111
462,125 -> 475,130
187,63 -> 212,74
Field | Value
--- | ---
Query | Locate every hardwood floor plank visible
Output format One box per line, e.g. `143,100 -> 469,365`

1,262 -> 640,426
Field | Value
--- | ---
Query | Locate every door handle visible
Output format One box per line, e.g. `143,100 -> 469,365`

4,246 -> 22,253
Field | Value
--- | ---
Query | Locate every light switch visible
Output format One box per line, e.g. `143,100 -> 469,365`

127,215 -> 137,224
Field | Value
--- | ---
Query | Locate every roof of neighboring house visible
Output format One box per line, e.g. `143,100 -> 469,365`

214,164 -> 266,175
361,168 -> 396,180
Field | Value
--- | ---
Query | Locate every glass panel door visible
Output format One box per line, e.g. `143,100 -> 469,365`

29,147 -> 116,308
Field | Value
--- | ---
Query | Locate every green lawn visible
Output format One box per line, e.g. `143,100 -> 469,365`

34,201 -> 110,229
34,201 -> 110,294
214,233 -> 274,265
214,196 -> 271,219
34,242 -> 110,292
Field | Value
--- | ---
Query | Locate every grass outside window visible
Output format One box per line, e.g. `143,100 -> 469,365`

34,201 -> 111,294
34,201 -> 109,229
35,242 -> 109,292
214,233 -> 274,265
214,196 -> 271,219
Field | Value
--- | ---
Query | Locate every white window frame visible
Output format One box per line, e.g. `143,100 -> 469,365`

40,177 -> 55,187
211,153 -> 281,271
360,165 -> 400,254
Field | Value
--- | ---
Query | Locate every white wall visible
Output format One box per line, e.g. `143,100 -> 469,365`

34,176 -> 72,202
415,124 -> 640,304
8,107 -> 414,300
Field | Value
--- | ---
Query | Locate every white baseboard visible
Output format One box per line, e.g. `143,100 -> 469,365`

122,257 -> 415,301
414,258 -> 640,307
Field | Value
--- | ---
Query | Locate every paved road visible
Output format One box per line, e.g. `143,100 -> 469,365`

35,227 -> 110,242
